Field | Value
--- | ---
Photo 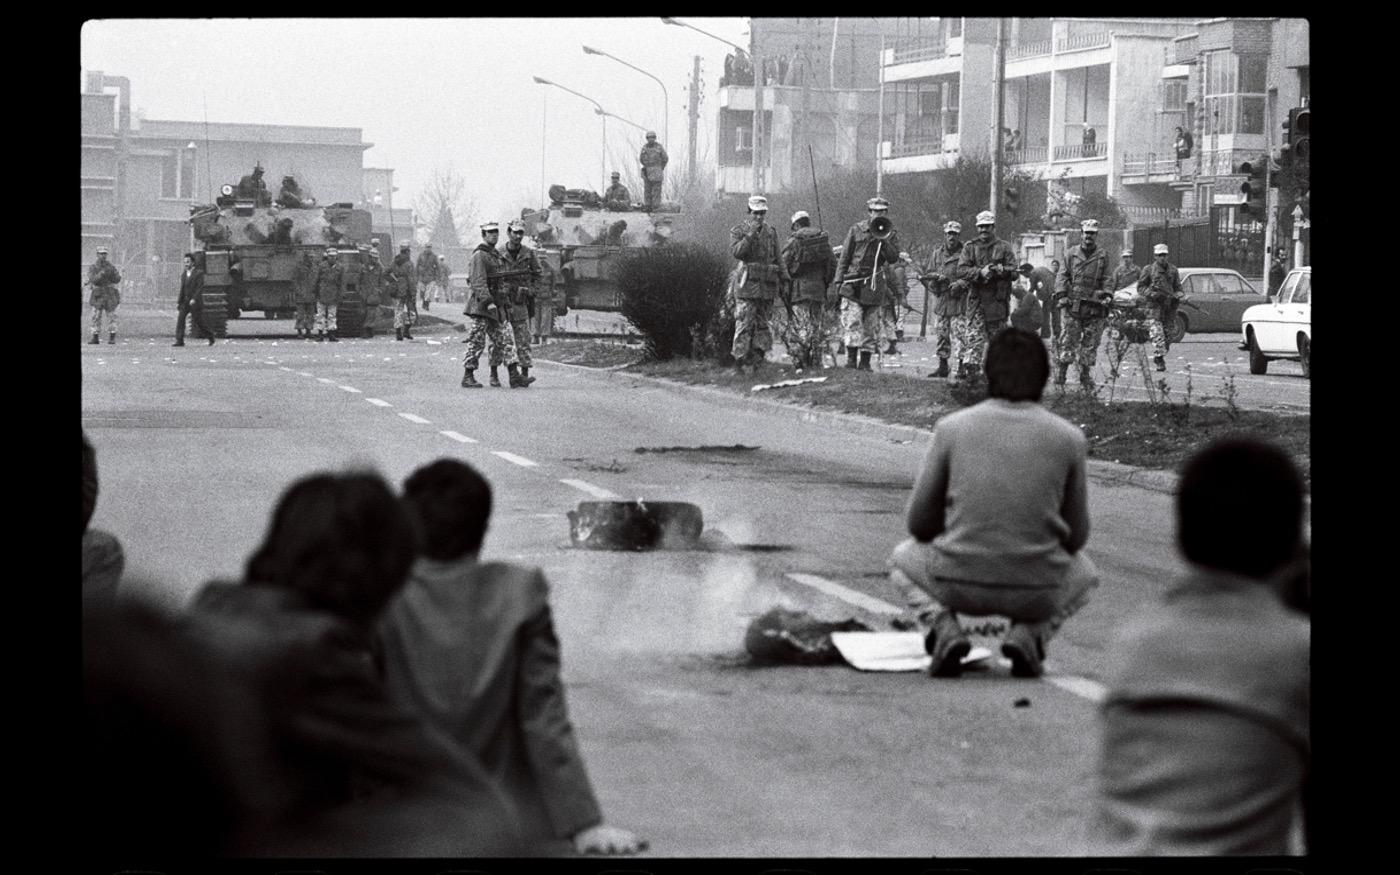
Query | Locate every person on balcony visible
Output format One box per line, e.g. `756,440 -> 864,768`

1082,123 -> 1097,151
1174,126 -> 1193,160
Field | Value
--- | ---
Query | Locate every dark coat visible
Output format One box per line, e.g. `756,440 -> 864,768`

315,259 -> 345,305
730,219 -> 789,301
925,239 -> 966,317
88,260 -> 122,308
466,243 -> 506,321
292,259 -> 319,305
781,226 -> 835,303
836,220 -> 903,305
387,254 -> 415,302
956,235 -> 1018,322
498,243 -> 544,323
1055,244 -> 1111,318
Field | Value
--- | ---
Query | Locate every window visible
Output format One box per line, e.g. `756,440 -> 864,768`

1276,272 -> 1299,302
1161,80 -> 1187,112
947,17 -> 962,38
161,149 -> 195,199
945,79 -> 959,135
1288,273 -> 1310,304
1202,51 -> 1266,136
1216,273 -> 1244,293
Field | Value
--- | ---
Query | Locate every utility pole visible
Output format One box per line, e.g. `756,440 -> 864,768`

990,17 -> 1006,215
688,55 -> 701,191
876,34 -> 885,195
753,45 -> 764,193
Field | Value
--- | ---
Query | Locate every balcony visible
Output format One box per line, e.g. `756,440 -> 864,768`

888,137 -> 944,159
1120,152 -> 1182,183
1121,205 -> 1183,225
1006,146 -> 1049,165
1008,39 -> 1052,61
1054,143 -> 1107,161
1056,32 -> 1110,53
890,38 -> 946,65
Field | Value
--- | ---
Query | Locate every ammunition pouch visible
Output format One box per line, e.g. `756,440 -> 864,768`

1069,298 -> 1108,320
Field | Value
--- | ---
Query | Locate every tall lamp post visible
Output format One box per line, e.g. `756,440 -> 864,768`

582,45 -> 668,155
533,76 -> 608,191
661,17 -> 763,193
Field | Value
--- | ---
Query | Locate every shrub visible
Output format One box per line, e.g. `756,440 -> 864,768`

616,243 -> 732,361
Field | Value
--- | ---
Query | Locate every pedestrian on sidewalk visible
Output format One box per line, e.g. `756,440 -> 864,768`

889,328 -> 1099,678
1094,437 -> 1309,855
173,252 -> 217,346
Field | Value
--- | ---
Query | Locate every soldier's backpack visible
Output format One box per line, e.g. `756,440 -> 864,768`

795,231 -> 831,266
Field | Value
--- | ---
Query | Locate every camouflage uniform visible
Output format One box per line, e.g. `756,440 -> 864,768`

955,234 -> 1018,371
87,259 -> 123,339
416,248 -> 441,306
532,261 -> 557,342
779,224 -> 836,369
291,255 -> 319,334
923,239 -> 964,362
880,262 -> 910,348
639,140 -> 668,211
835,220 -> 903,353
1053,243 -> 1111,371
314,256 -> 344,333
462,243 -> 518,368
730,217 -> 789,363
498,241 -> 544,370
387,254 -> 416,330
1136,259 -> 1184,360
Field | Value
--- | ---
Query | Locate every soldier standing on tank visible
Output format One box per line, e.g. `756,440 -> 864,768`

461,222 -> 525,389
87,246 -> 122,345
387,242 -> 416,341
1052,219 -> 1112,390
730,195 -> 790,373
780,210 -> 835,372
314,247 -> 344,342
416,242 -> 441,311
920,221 -> 965,379
955,211 -> 1018,380
498,220 -> 542,387
834,197 -> 903,371
235,163 -> 271,207
173,252 -> 217,347
291,251 -> 318,340
603,172 -> 632,211
1135,243 -> 1183,373
639,133 -> 668,212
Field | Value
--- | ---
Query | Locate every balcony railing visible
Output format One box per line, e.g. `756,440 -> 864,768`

1057,32 -> 1110,53
1121,152 -> 1183,178
1005,145 -> 1048,164
1008,39 -> 1052,61
1054,143 -> 1107,161
890,39 -> 947,65
889,138 -> 945,159
1121,205 -> 1183,224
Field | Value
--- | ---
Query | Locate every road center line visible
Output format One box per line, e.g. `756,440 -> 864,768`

398,412 -> 432,424
278,366 -> 293,372
317,377 -> 336,384
298,372 -> 314,377
560,479 -> 622,499
492,451 -> 539,468
365,398 -> 392,407
1044,675 -> 1107,703
338,385 -> 362,393
440,430 -> 478,444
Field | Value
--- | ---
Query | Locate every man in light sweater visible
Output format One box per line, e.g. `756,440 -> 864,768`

889,327 -> 1099,677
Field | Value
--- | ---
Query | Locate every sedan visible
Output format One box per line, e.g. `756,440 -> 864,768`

1167,268 -> 1272,343
1241,267 -> 1311,378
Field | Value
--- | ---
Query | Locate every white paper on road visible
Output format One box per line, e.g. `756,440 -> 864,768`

751,376 -> 828,392
831,631 -> 993,673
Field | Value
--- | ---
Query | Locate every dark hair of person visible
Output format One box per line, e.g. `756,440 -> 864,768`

401,458 -> 493,562
1177,438 -> 1305,578
83,430 -> 99,535
984,327 -> 1049,402
244,470 -> 417,627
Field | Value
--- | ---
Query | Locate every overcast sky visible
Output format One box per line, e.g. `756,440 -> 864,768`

81,17 -> 749,226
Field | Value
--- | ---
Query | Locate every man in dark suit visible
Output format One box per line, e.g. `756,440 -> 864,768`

381,459 -> 647,857
173,252 -> 216,347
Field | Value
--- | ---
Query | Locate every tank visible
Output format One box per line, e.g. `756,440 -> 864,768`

187,188 -> 376,338
519,185 -> 681,313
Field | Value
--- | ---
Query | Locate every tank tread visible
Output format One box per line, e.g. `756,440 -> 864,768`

193,289 -> 229,339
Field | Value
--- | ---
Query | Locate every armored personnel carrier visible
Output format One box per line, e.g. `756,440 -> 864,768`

187,185 -> 377,337
519,184 -> 680,313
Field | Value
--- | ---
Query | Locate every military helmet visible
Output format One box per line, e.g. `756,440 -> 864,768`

975,210 -> 996,226
943,221 -> 962,234
1080,219 -> 1100,233
646,131 -> 657,139
790,210 -> 810,225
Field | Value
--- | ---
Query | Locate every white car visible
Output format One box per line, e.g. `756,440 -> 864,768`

1241,267 -> 1310,378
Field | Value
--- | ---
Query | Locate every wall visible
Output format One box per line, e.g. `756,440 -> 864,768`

959,40 -> 994,159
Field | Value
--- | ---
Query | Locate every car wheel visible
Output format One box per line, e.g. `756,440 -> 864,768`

1168,312 -> 1187,345
1247,330 -> 1268,375
1298,335 -> 1310,379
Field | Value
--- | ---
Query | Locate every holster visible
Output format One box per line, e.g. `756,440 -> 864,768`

1069,298 -> 1107,320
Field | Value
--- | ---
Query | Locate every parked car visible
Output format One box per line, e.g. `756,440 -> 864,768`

1241,266 -> 1310,378
1164,268 -> 1272,342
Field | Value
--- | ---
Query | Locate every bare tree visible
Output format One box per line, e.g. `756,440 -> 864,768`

414,163 -> 480,249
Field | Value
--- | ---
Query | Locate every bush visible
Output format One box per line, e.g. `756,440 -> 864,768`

616,243 -> 733,361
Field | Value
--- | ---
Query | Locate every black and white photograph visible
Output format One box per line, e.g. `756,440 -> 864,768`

80,16 -> 1311,866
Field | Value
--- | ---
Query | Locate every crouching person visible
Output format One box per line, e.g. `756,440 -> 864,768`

889,327 -> 1099,677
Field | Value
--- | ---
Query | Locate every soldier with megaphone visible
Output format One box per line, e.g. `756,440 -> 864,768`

833,196 -> 904,370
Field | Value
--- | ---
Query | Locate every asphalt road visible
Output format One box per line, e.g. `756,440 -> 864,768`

85,306 -> 1192,857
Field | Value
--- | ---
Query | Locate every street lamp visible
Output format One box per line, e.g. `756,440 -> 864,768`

582,45 -> 668,155
662,17 -> 763,192
595,107 -> 647,133
533,76 -> 608,191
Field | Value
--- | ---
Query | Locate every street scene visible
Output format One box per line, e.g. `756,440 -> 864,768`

81,16 -> 1310,870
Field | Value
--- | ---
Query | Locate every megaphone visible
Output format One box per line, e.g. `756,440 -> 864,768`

869,215 -> 894,240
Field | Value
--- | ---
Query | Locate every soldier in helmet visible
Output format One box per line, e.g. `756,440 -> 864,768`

87,247 -> 123,345
639,132 -> 668,211
460,222 -> 525,389
386,241 -> 417,341
779,210 -> 835,372
235,163 -> 271,207
416,242 -> 441,312
955,211 -> 1019,381
291,251 -> 319,340
314,247 -> 344,342
834,197 -> 904,371
603,172 -> 632,211
497,220 -> 542,386
729,195 -> 790,372
1052,219 -> 1112,389
919,221 -> 966,379
1134,243 -> 1183,372
275,175 -> 311,208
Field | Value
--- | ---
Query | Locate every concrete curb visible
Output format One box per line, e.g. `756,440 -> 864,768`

537,358 -> 1183,496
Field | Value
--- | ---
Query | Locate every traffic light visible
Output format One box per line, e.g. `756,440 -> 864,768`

1003,184 -> 1020,218
1238,159 -> 1267,219
1289,106 -> 1311,163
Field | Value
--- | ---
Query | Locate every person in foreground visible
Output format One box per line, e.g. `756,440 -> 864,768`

1093,437 -> 1310,855
380,458 -> 647,856
889,328 -> 1099,677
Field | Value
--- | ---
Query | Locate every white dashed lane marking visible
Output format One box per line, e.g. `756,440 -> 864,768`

492,451 -> 539,468
366,398 -> 392,407
398,413 -> 432,424
781,572 -> 1106,703
298,372 -> 314,377
338,385 -> 362,393
278,367 -> 293,372
440,430 -> 478,444
317,377 -> 335,384
559,479 -> 621,500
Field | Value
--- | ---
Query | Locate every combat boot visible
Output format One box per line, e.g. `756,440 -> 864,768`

845,348 -> 859,369
885,339 -> 898,355
422,300 -> 430,312
316,331 -> 325,342
924,611 -> 972,678
88,333 -> 100,345
327,331 -> 340,343
108,332 -> 117,345
507,363 -> 527,388
1079,365 -> 1094,391
461,367 -> 482,388
395,327 -> 403,341
1054,362 -> 1068,386
520,366 -> 536,385
858,351 -> 872,371
1001,623 -> 1045,678
1153,355 -> 1166,372
403,326 -> 414,340
933,357 -> 949,378
489,367 -> 501,387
